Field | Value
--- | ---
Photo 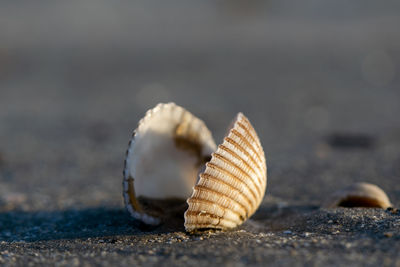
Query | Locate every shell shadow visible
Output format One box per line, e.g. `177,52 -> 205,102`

0,207 -> 185,242
245,204 -> 320,232
244,204 -> 399,237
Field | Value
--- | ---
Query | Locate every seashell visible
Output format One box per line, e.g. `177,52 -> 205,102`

184,113 -> 267,231
123,103 -> 217,225
323,182 -> 392,209
123,103 -> 267,231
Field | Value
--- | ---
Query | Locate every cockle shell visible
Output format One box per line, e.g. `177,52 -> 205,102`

123,103 -> 267,231
184,113 -> 267,231
123,103 -> 217,225
323,182 -> 392,209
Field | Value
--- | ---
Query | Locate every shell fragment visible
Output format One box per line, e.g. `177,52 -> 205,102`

323,182 -> 392,209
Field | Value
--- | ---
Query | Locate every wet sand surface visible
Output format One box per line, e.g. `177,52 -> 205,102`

0,1 -> 400,266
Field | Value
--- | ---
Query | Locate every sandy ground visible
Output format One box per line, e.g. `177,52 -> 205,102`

0,1 -> 400,266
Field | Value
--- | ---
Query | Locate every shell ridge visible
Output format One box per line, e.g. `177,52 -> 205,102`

185,220 -> 235,230
228,131 -> 265,173
236,121 -> 264,164
206,162 -> 258,207
212,153 -> 262,198
193,185 -> 248,219
185,210 -> 239,225
218,145 -> 264,193
234,117 -> 267,191
226,134 -> 263,170
185,200 -> 242,226
223,137 -> 265,181
236,121 -> 262,151
187,195 -> 244,220
200,172 -> 254,212
236,116 -> 261,146
195,179 -> 250,216
185,211 -> 239,226
233,114 -> 267,214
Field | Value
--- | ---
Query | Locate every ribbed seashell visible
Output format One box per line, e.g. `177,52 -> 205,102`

123,103 -> 217,225
184,113 -> 267,231
123,103 -> 267,231
323,182 -> 392,209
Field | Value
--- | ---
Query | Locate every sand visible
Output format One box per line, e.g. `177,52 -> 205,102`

0,1 -> 399,266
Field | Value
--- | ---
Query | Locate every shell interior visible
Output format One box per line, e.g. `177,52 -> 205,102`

123,103 -> 217,225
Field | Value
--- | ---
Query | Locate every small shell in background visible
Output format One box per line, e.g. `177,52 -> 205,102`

184,113 -> 267,231
323,182 -> 392,209
123,103 -> 217,225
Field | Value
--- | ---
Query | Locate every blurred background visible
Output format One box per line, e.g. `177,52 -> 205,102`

0,0 -> 399,212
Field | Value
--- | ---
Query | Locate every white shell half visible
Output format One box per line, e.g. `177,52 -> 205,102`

123,103 -> 217,225
323,182 -> 392,209
184,113 -> 267,231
